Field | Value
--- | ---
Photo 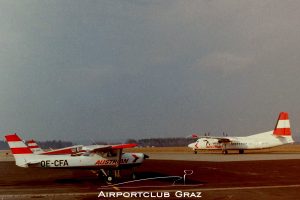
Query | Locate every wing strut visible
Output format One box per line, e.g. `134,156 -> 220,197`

116,149 -> 123,168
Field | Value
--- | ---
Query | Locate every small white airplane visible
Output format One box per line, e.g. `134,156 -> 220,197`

188,112 -> 294,154
6,134 -> 148,182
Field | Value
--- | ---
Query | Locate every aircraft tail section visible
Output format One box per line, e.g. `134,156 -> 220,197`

5,133 -> 34,167
27,139 -> 45,154
273,112 -> 291,136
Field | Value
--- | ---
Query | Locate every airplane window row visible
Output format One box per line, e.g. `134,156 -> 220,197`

231,143 -> 246,145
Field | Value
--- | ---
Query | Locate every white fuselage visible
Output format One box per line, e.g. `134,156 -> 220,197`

15,152 -> 145,169
188,131 -> 294,151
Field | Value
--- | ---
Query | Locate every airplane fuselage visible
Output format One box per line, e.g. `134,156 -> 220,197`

188,131 -> 294,151
15,152 -> 145,169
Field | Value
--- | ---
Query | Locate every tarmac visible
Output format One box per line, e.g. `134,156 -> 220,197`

147,152 -> 300,161
1,150 -> 300,200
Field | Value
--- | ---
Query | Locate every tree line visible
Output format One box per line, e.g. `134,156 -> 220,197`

126,137 -> 196,147
0,137 -> 196,150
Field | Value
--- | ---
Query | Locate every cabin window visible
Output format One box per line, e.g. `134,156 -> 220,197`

107,150 -> 118,157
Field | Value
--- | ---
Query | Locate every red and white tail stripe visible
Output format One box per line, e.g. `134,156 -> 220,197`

273,112 -> 291,136
27,139 -> 44,154
27,140 -> 39,148
5,134 -> 33,154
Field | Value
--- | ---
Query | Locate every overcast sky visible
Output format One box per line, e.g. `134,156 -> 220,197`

0,0 -> 300,141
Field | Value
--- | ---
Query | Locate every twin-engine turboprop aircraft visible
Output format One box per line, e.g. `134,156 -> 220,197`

188,112 -> 294,154
5,134 -> 148,182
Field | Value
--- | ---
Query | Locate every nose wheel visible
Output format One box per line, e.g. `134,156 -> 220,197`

131,167 -> 136,180
222,144 -> 228,154
132,173 -> 136,180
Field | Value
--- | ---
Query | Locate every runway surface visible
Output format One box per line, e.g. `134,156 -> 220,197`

147,152 -> 300,161
3,150 -> 300,162
1,154 -> 300,200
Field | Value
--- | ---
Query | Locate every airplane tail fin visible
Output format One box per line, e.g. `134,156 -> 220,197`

5,133 -> 34,167
273,112 -> 291,136
27,139 -> 45,154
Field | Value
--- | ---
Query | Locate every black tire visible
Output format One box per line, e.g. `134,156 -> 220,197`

222,150 -> 228,154
132,173 -> 136,180
107,176 -> 113,182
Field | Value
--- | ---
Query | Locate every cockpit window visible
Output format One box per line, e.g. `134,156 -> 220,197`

107,150 -> 117,157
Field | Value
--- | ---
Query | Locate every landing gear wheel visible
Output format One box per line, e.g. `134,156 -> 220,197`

222,150 -> 228,154
132,173 -> 136,180
107,176 -> 113,182
131,167 -> 136,180
106,170 -> 115,183
239,149 -> 244,154
194,150 -> 198,154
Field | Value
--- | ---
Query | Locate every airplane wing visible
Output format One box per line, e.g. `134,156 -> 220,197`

89,145 -> 112,153
27,161 -> 41,165
89,143 -> 137,153
111,143 -> 137,149
212,137 -> 232,143
41,145 -> 84,155
21,160 -> 42,168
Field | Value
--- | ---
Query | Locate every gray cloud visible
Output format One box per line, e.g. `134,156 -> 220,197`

0,0 -> 299,141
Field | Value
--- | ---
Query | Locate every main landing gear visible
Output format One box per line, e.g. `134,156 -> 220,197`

131,167 -> 136,180
98,168 -> 137,183
97,169 -> 115,183
222,150 -> 228,154
222,149 -> 244,154
222,144 -> 228,154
